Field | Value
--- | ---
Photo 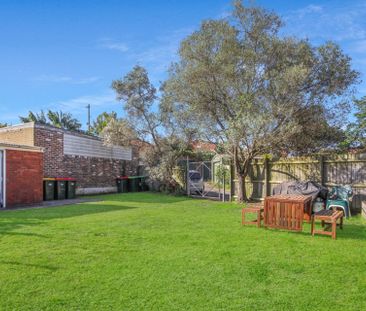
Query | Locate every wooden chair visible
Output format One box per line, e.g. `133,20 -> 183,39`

242,205 -> 264,227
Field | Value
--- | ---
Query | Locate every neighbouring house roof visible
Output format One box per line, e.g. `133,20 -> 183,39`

191,140 -> 216,152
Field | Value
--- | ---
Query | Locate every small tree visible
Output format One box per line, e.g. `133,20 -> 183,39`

20,110 -> 82,131
108,65 -> 190,192
19,110 -> 48,124
0,123 -> 8,128
162,1 -> 359,202
100,118 -> 137,146
91,111 -> 118,135
47,110 -> 82,131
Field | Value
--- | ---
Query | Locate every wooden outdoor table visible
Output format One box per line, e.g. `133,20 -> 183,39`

264,195 -> 312,232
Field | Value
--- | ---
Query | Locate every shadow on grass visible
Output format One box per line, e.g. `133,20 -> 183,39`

0,192 -> 191,237
260,222 -> 366,241
0,204 -> 139,237
91,192 -> 190,205
0,260 -> 58,271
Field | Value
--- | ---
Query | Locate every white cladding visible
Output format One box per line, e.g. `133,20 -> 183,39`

63,134 -> 132,160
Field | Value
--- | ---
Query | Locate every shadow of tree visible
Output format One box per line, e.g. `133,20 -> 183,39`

0,260 -> 58,271
0,203 -> 139,237
95,192 -> 189,205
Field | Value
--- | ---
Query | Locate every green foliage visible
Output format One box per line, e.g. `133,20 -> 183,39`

161,1 -> 359,201
47,110 -> 82,131
100,118 -> 137,146
19,110 -> 47,124
0,192 -> 365,310
0,122 -> 8,128
112,65 -> 160,145
110,66 -> 191,192
19,110 -> 82,131
215,164 -> 231,188
91,111 -> 117,135
341,96 -> 366,149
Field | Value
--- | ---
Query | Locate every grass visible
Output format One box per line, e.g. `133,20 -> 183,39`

0,192 -> 366,310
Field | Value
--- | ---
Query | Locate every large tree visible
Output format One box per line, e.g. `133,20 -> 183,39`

161,1 -> 359,201
341,96 -> 366,149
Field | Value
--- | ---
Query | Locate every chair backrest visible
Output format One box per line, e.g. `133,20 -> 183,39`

329,185 -> 352,201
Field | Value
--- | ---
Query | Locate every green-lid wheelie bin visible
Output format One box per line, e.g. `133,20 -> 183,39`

66,178 -> 77,199
43,178 -> 56,201
116,176 -> 129,193
55,178 -> 67,200
128,176 -> 140,192
140,176 -> 149,191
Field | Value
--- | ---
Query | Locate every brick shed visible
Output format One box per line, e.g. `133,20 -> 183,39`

0,123 -> 139,195
0,143 -> 43,208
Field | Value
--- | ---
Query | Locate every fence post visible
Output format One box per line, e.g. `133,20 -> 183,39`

320,155 -> 325,186
186,156 -> 190,196
264,157 -> 270,197
230,163 -> 235,201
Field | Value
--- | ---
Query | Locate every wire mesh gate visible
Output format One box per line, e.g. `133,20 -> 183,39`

186,158 -> 231,201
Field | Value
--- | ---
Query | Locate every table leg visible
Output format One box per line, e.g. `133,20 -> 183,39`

311,215 -> 315,236
332,220 -> 336,239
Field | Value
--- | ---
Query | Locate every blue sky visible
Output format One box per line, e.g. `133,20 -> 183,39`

1,0 -> 366,129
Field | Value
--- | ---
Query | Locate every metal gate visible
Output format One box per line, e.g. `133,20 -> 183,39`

186,159 -> 230,201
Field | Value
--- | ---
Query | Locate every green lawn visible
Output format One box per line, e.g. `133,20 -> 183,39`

0,193 -> 365,310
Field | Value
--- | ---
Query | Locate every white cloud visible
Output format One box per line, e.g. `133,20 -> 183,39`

74,76 -> 101,84
55,92 -> 117,112
98,38 -> 129,52
298,4 -> 323,15
34,75 -> 100,85
35,75 -> 73,83
284,2 -> 366,42
349,40 -> 366,53
133,28 -> 193,81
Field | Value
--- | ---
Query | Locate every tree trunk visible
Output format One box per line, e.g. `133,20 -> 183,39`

233,146 -> 250,203
236,172 -> 249,203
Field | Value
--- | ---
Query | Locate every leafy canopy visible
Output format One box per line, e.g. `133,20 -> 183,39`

20,110 -> 82,131
91,111 -> 118,135
161,1 -> 359,201
341,96 -> 366,149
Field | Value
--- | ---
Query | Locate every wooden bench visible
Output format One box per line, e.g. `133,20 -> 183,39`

311,209 -> 343,240
264,195 -> 312,232
242,206 -> 264,227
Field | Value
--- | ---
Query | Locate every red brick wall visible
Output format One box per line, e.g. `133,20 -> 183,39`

34,126 -> 139,190
6,149 -> 43,207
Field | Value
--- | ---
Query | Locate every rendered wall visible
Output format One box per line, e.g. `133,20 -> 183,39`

0,123 -> 35,146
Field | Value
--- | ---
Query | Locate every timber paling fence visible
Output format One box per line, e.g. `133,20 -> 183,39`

236,153 -> 366,211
